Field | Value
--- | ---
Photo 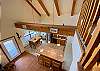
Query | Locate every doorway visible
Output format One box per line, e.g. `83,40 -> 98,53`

0,36 -> 21,61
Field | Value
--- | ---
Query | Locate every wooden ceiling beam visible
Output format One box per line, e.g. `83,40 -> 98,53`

71,0 -> 77,16
15,22 -> 76,36
54,0 -> 60,16
26,0 -> 41,16
37,0 -> 50,16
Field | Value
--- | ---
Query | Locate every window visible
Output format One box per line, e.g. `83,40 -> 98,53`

20,30 -> 39,46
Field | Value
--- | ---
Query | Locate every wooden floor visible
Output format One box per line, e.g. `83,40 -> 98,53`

25,41 -> 72,71
15,52 -> 51,71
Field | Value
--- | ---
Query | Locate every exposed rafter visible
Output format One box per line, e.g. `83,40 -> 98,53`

15,22 -> 76,36
54,0 -> 60,16
71,0 -> 77,16
37,0 -> 50,16
26,0 -> 41,16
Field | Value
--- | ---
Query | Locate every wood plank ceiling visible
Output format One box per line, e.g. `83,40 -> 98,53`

26,0 -> 41,16
37,0 -> 50,16
25,0 -> 81,16
54,0 -> 60,16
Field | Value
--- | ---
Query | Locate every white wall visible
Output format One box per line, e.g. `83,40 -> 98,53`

1,0 -> 40,65
63,33 -> 81,71
69,32 -> 82,71
1,0 -> 40,39
40,14 -> 79,26
0,0 -> 1,32
63,37 -> 73,70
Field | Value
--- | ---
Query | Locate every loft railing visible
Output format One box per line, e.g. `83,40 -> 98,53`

76,0 -> 100,70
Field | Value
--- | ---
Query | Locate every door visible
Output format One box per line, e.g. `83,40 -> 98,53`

0,36 -> 21,61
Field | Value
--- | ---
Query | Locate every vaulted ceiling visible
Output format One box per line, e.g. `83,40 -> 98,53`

25,0 -> 84,25
26,0 -> 83,16
1,0 -> 84,28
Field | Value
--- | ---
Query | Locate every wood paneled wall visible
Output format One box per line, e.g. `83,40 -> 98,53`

76,0 -> 100,70
15,22 -> 76,36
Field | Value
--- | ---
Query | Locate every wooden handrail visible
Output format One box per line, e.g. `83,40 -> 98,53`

80,19 -> 100,66
84,43 -> 100,70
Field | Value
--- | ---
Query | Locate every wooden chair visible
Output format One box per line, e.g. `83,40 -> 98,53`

51,61 -> 62,71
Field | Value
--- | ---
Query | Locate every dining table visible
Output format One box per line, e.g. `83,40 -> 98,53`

29,36 -> 41,48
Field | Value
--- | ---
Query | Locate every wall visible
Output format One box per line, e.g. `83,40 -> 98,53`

69,32 -> 82,71
0,0 -> 1,33
1,0 -> 40,39
63,36 -> 73,70
16,28 -> 26,37
1,0 -> 40,65
40,14 -> 79,26
63,33 -> 82,71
